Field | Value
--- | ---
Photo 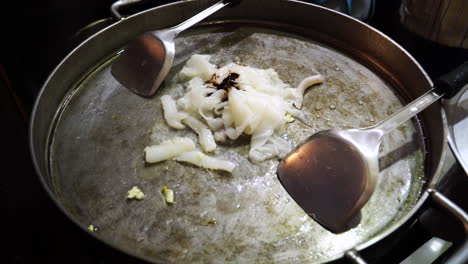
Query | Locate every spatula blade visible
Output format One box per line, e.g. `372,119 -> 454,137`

111,33 -> 168,97
277,134 -> 367,233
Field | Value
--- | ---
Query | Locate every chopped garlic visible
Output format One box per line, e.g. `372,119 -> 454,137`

145,137 -> 196,163
161,186 -> 175,204
285,113 -> 295,123
127,186 -> 145,200
174,151 -> 236,172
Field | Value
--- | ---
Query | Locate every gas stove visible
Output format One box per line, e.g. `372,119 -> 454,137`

1,1 -> 467,263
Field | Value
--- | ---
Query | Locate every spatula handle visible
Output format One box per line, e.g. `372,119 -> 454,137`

170,0 -> 229,36
373,61 -> 468,135
373,90 -> 442,136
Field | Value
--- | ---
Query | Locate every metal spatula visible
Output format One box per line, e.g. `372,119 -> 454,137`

277,62 -> 468,233
111,0 -> 234,97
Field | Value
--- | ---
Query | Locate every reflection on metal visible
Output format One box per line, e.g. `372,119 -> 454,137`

345,249 -> 367,264
400,237 -> 451,264
111,0 -> 142,20
445,83 -> 468,175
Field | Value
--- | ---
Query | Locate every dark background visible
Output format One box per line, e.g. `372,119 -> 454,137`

1,1 -> 467,263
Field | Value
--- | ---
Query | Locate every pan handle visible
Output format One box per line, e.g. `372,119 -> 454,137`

426,188 -> 468,263
427,189 -> 468,232
111,0 -> 149,20
435,61 -> 468,99
345,188 -> 468,264
111,0 -> 242,21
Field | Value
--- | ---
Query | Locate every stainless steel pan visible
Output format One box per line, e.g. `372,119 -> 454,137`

30,0 -> 467,263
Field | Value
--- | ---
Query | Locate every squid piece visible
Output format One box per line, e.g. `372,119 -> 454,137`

144,137 -> 196,163
173,151 -> 236,172
157,54 -> 325,164
161,95 -> 187,129
178,54 -> 217,81
183,116 -> 217,152
290,75 -> 324,109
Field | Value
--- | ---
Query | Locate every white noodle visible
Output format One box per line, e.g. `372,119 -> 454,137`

157,54 -> 323,164
183,116 -> 216,152
174,151 -> 236,172
161,95 -> 187,129
145,137 -> 196,163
